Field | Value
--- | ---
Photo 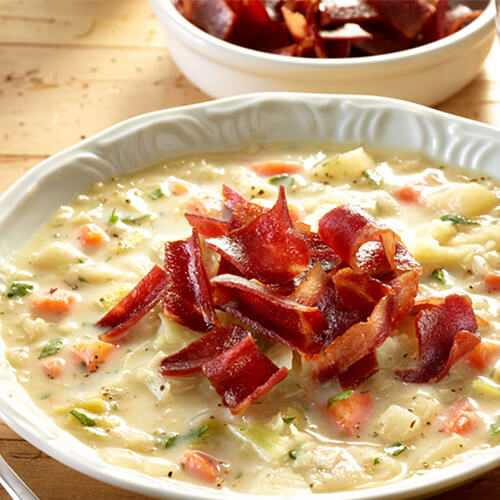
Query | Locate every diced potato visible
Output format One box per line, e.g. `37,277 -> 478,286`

97,284 -> 133,311
426,219 -> 456,244
375,404 -> 421,442
109,231 -> 147,255
5,347 -> 29,368
426,183 -> 498,217
310,147 -> 376,181
55,398 -> 109,415
421,434 -> 470,465
71,263 -> 125,284
20,315 -> 48,341
406,392 -> 442,423
410,237 -> 475,266
51,206 -> 74,225
266,343 -> 293,370
250,467 -> 309,494
451,225 -> 500,252
32,242 -> 87,270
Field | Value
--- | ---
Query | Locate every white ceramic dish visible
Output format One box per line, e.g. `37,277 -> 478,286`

0,93 -> 500,499
150,0 -> 496,105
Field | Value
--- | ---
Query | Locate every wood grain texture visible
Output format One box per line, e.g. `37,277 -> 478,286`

0,1 -> 499,499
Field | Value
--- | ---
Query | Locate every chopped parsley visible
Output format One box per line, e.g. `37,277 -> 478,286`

362,170 -> 383,186
235,472 -> 243,479
269,175 -> 295,188
69,409 -> 96,427
148,188 -> 164,200
78,276 -> 89,283
373,457 -> 381,465
108,208 -> 118,224
490,416 -> 500,437
40,392 -> 52,400
440,214 -> 479,225
431,268 -> 450,284
7,281 -> 34,298
38,338 -> 64,359
282,416 -> 296,424
157,433 -> 179,449
121,214 -> 151,223
327,390 -> 354,408
184,424 -> 210,441
384,443 -> 406,456
288,450 -> 298,460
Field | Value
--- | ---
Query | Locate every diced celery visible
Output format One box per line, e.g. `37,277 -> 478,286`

228,424 -> 290,461
472,377 -> 500,399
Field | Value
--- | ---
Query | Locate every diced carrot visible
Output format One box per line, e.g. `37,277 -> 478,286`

464,340 -> 500,371
181,450 -> 223,484
168,177 -> 192,196
327,392 -> 374,435
185,195 -> 223,218
485,271 -> 500,292
72,339 -> 114,373
393,184 -> 423,204
41,357 -> 66,378
442,399 -> 477,435
78,223 -> 109,247
249,161 -> 302,176
32,289 -> 80,314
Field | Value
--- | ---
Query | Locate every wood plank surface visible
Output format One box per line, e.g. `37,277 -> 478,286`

0,1 -> 499,499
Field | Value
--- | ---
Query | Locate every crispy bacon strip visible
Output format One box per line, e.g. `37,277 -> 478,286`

444,5 -> 482,36
160,324 -> 249,376
202,335 -> 288,414
97,265 -> 168,342
185,213 -> 229,237
338,352 -> 379,390
163,229 -> 217,332
207,187 -> 311,284
213,273 -> 327,355
397,294 -> 480,383
320,0 -> 381,26
318,205 -> 421,275
180,0 -> 236,40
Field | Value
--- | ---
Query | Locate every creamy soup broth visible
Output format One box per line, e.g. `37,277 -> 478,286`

0,144 -> 499,494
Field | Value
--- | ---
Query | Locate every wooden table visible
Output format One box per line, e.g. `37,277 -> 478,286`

0,1 -> 499,498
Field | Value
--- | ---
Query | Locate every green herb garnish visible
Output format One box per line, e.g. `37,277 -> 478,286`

40,392 -> 52,400
288,450 -> 298,460
440,214 -> 479,225
7,281 -> 34,298
121,214 -> 151,223
148,188 -> 164,200
431,268 -> 450,284
78,276 -> 89,283
373,457 -> 381,465
269,175 -> 295,188
156,433 -> 179,448
185,424 -> 209,440
490,416 -> 500,437
235,472 -> 243,479
69,409 -> 96,427
384,443 -> 406,456
282,416 -> 296,424
362,170 -> 383,186
327,390 -> 354,408
38,338 -> 64,359
108,208 -> 118,224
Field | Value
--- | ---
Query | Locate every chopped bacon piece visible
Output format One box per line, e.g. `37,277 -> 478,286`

396,294 -> 480,383
301,231 -> 343,273
319,0 -> 381,26
228,201 -> 267,231
163,229 -> 217,332
97,265 -> 168,342
327,392 -> 374,435
318,205 -> 421,276
185,212 -> 229,237
388,269 -> 420,327
202,335 -> 288,414
421,0 -> 448,42
338,352 -> 379,390
352,27 -> 410,55
312,294 -> 393,383
319,23 -> 373,41
213,273 -> 327,355
222,185 -> 248,210
160,324 -> 249,376
206,187 -> 311,284
180,0 -> 236,40
444,5 -> 482,36
366,0 -> 435,39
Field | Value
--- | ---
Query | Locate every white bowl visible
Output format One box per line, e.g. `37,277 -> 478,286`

1,93 -> 500,499
150,0 -> 496,105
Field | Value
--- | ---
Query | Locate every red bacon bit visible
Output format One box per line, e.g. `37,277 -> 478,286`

388,270 -> 419,327
319,205 -> 421,276
213,273 -> 327,355
206,187 -> 311,284
366,0 -> 435,39
338,352 -> 379,390
97,265 -> 168,342
312,294 -> 393,383
444,5 -> 482,36
319,0 -> 381,26
396,294 -> 480,383
222,185 -> 248,210
202,335 -> 288,414
185,213 -> 229,237
163,229 -> 217,332
160,324 -> 249,376
179,0 -> 236,40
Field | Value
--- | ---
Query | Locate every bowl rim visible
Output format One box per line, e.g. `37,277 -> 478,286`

154,0 -> 495,70
0,92 -> 500,500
